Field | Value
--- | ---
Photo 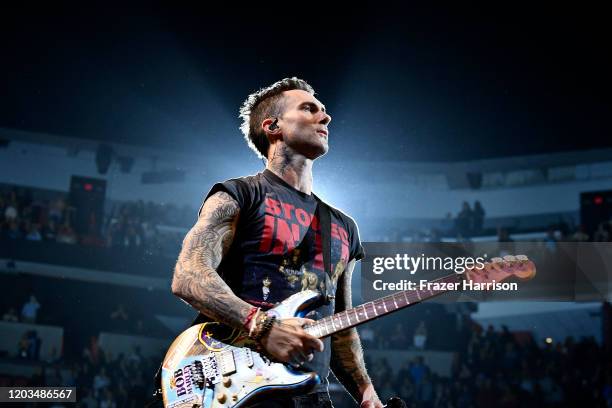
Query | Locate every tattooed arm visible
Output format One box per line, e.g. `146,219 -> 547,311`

171,191 -> 252,330
331,259 -> 382,408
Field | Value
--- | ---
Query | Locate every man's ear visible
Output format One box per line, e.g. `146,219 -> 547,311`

262,117 -> 281,138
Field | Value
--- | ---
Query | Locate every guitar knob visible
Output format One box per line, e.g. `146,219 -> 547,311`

232,394 -> 238,401
217,392 -> 227,403
223,376 -> 232,387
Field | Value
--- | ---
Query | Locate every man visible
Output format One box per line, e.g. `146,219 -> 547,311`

171,78 -> 382,408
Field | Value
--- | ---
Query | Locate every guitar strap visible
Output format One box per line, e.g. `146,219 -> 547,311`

315,197 -> 335,304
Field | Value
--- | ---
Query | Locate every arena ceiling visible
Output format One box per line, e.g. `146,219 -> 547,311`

2,5 -> 610,163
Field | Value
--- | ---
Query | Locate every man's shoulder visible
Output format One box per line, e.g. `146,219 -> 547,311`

202,172 -> 267,214
217,172 -> 265,189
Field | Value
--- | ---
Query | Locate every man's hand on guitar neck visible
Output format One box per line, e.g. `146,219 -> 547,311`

260,317 -> 324,367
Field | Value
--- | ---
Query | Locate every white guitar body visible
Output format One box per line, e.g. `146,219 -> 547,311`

161,290 -> 323,408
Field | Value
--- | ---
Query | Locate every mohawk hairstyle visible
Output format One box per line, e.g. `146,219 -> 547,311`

239,77 -> 314,160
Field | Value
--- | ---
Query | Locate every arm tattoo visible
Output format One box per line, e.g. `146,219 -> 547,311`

171,191 -> 252,330
330,259 -> 376,402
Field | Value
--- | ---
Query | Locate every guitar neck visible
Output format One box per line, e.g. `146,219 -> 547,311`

305,273 -> 462,339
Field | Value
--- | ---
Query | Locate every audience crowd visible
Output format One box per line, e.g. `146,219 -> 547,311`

368,325 -> 610,408
1,315 -> 609,407
0,341 -> 156,408
2,185 -> 611,259
0,186 -> 192,255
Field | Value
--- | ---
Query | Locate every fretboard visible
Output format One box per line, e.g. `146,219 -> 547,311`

304,273 -> 462,339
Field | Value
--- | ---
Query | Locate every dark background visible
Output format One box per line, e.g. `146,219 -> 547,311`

3,5 -> 611,162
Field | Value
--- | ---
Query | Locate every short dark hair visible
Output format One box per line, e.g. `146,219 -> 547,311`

239,77 -> 314,159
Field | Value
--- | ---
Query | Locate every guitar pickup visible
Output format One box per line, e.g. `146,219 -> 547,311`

216,351 -> 237,376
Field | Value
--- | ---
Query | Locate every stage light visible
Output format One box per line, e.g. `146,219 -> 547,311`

545,337 -> 553,344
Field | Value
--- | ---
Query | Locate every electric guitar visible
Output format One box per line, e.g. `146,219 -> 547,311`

161,255 -> 536,407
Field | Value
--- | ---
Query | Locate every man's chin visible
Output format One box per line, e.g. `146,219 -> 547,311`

308,145 -> 329,160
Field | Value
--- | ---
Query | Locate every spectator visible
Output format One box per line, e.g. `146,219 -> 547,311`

81,223 -> 105,247
2,307 -> 19,322
99,389 -> 117,408
18,333 -> 29,358
25,223 -> 42,241
48,196 -> 66,224
92,367 -> 110,397
472,201 -> 485,234
593,222 -> 610,242
4,200 -> 18,221
497,227 -> 514,242
455,202 -> 473,237
571,224 -> 590,242
18,330 -> 41,360
42,219 -> 58,241
410,356 -> 427,385
417,371 -> 434,405
5,220 -> 22,240
21,295 -> 40,323
27,330 -> 42,360
88,336 -> 101,365
127,345 -> 143,365
413,321 -> 428,350
123,220 -> 143,248
57,222 -> 77,244
544,227 -> 557,252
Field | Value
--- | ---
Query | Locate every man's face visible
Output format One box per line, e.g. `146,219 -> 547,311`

277,90 -> 332,160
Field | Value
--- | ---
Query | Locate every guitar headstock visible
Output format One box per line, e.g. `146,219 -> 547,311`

465,255 -> 536,284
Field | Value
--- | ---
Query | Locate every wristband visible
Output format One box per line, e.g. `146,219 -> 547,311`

243,306 -> 259,332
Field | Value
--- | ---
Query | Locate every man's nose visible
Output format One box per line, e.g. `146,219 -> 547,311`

319,112 -> 331,125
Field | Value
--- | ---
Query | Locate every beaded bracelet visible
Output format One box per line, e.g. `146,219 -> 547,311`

247,311 -> 276,341
253,314 -> 277,342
